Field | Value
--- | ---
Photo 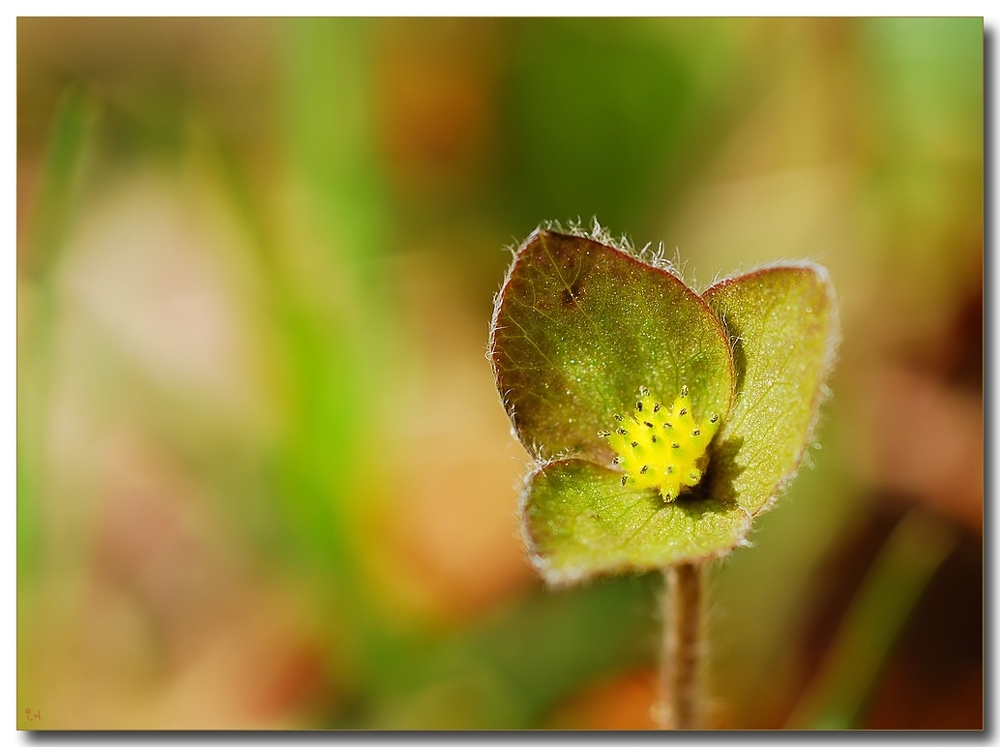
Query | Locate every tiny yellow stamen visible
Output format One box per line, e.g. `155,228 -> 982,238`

602,387 -> 720,502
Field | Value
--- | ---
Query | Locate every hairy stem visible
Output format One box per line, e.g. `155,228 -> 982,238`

658,561 -> 704,729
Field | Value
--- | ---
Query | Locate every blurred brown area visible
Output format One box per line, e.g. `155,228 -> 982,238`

544,668 -> 660,729
17,17 -> 982,729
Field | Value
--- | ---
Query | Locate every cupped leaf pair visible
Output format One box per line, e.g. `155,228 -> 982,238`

489,229 -> 839,586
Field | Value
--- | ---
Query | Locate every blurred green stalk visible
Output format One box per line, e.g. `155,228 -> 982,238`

18,86 -> 98,580
17,84 -> 98,728
786,509 -> 957,729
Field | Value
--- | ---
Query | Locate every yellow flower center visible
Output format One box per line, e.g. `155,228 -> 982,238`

600,385 -> 720,502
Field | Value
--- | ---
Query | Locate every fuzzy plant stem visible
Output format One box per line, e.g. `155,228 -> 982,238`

658,561 -> 705,729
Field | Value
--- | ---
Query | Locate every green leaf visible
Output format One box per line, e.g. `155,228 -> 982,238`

702,264 -> 839,515
522,459 -> 752,585
491,232 -> 839,583
490,229 -> 735,462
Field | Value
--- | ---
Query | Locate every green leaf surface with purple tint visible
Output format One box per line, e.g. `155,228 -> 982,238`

703,265 -> 839,515
490,230 -> 734,462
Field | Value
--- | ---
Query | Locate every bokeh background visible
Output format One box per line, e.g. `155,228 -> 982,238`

17,17 -> 982,730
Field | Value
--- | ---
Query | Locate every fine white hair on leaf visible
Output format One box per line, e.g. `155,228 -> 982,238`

543,216 -> 641,260
649,242 -> 676,273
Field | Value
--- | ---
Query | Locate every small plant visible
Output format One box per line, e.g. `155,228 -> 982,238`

489,223 -> 839,729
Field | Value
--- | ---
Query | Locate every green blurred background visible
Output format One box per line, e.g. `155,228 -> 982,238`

17,17 -> 982,729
